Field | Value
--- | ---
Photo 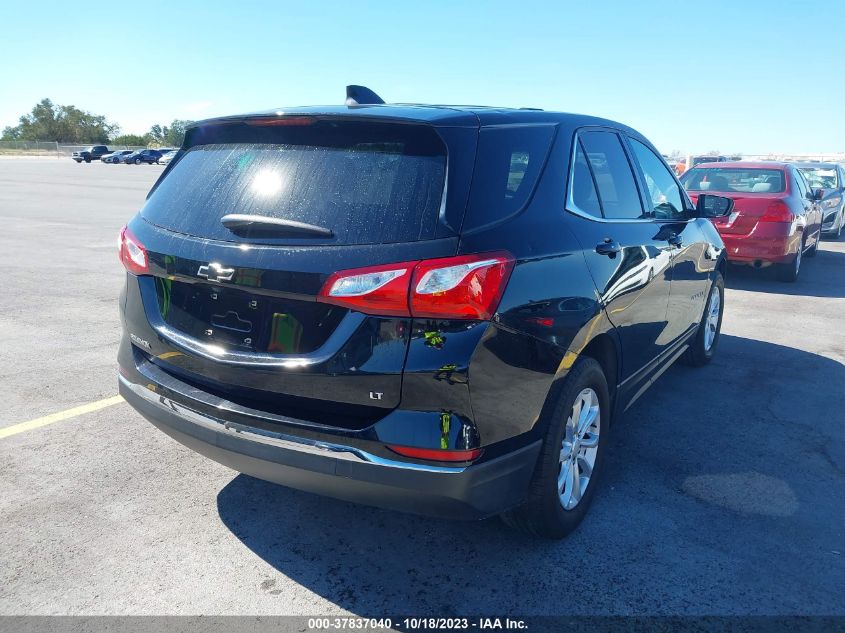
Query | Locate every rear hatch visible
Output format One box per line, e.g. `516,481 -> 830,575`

125,115 -> 477,428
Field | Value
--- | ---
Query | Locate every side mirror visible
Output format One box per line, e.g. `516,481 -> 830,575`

812,188 -> 824,201
695,194 -> 734,217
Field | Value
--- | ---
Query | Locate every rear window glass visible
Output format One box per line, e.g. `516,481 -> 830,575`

141,122 -> 447,245
682,168 -> 785,193
462,125 -> 555,230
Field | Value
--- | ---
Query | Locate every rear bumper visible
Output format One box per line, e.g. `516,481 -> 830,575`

718,227 -> 798,264
119,376 -> 541,520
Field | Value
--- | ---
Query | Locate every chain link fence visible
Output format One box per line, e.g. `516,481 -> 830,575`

0,140 -> 60,156
0,141 -> 149,158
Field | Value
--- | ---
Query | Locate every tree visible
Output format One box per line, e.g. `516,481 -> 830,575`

1,98 -> 119,143
148,119 -> 193,147
111,133 -> 152,146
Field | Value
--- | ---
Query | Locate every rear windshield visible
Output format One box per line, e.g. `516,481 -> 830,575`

798,166 -> 839,189
681,167 -> 786,193
141,121 -> 447,245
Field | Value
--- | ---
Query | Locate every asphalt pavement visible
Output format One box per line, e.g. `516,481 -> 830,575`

0,158 -> 843,616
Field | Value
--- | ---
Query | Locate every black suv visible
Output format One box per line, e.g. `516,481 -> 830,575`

71,145 -> 110,163
118,88 -> 732,538
124,149 -> 163,165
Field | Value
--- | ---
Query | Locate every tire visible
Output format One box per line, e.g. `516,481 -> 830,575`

680,272 -> 724,367
134,158 -> 141,165
776,239 -> 802,282
84,157 -> 91,163
501,357 -> 610,539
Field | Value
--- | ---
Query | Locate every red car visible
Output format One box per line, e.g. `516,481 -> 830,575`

680,162 -> 823,281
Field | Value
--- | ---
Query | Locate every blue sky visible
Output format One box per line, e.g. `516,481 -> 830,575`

2,0 -> 842,153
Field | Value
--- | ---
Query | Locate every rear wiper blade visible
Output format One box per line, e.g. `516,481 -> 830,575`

220,214 -> 334,238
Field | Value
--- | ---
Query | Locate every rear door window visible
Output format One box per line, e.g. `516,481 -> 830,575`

141,121 -> 448,245
578,131 -> 645,220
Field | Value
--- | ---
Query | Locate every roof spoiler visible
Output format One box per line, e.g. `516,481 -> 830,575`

345,85 -> 385,106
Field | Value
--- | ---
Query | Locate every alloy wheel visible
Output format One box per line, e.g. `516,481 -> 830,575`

703,287 -> 720,351
558,388 -> 600,510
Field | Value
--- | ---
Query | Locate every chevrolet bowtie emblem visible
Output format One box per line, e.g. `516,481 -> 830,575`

197,262 -> 235,282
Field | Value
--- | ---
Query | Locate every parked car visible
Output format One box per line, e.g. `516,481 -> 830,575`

124,149 -> 163,165
681,162 -> 823,281
71,145 -> 110,163
158,149 -> 178,165
688,154 -> 729,168
102,150 -> 134,164
118,87 -> 731,538
794,162 -> 845,239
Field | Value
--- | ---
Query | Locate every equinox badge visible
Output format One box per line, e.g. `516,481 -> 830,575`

197,262 -> 235,282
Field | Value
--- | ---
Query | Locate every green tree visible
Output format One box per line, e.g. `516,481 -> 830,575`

148,119 -> 193,147
1,98 -> 119,143
111,133 -> 152,146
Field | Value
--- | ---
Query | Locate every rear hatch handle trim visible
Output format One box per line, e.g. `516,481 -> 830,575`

140,279 -> 365,367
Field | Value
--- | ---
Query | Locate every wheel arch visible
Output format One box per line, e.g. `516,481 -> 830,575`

578,333 -> 619,416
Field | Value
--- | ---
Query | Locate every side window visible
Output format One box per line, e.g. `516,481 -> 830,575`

570,140 -> 602,217
793,169 -> 808,199
579,131 -> 645,220
628,138 -> 685,219
462,125 -> 556,230
507,151 -> 530,194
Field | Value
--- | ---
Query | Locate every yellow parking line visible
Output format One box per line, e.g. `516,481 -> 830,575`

0,395 -> 124,440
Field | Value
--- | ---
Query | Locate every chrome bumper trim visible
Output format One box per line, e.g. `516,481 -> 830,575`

120,375 -> 465,474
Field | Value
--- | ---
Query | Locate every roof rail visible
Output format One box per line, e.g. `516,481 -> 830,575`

345,85 -> 385,106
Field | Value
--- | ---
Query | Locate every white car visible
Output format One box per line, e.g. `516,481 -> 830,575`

158,150 -> 178,165
102,150 -> 134,164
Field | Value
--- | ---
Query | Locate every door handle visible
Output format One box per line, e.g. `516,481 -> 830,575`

667,232 -> 683,247
595,238 -> 622,258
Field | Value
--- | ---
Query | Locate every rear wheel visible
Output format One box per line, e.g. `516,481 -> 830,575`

501,357 -> 609,539
776,239 -> 802,282
681,272 -> 724,366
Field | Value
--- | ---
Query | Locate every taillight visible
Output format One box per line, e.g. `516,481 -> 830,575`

760,201 -> 794,223
387,444 -> 483,462
118,226 -> 149,274
319,262 -> 415,317
411,253 -> 514,320
317,252 -> 514,320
